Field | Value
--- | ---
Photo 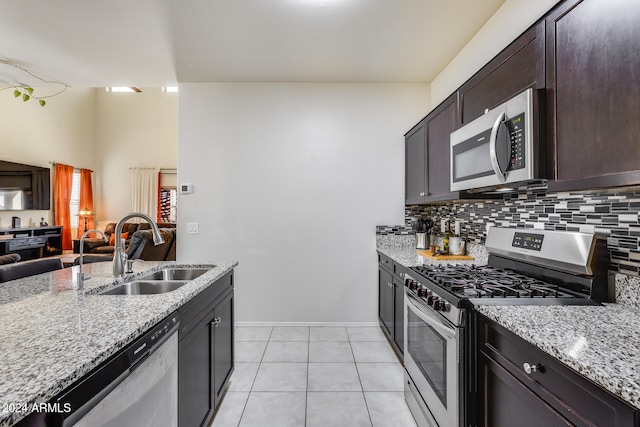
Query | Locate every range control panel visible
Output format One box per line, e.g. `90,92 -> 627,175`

512,232 -> 544,251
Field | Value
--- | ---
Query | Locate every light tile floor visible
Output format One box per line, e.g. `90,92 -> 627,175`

210,326 -> 417,427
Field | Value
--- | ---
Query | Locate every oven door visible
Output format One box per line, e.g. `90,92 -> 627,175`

404,291 -> 460,427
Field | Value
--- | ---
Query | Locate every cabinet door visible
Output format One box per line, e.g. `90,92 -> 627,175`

459,22 -> 545,125
426,93 -> 459,201
392,276 -> 404,355
546,0 -> 640,191
211,292 -> 234,408
405,119 -> 428,205
478,352 -> 572,427
179,316 -> 212,427
378,266 -> 394,335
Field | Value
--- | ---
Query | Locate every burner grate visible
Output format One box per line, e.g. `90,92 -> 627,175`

410,264 -> 578,299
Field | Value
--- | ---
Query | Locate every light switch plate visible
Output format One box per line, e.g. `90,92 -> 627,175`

187,222 -> 199,234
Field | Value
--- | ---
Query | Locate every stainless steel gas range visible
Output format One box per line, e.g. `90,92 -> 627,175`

403,227 -> 609,427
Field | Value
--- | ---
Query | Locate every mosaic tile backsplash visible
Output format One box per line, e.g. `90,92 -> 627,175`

377,187 -> 640,276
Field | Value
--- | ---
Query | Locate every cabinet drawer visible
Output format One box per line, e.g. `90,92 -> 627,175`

378,252 -> 406,279
180,272 -> 233,339
478,314 -> 637,427
393,262 -> 405,279
378,253 -> 393,271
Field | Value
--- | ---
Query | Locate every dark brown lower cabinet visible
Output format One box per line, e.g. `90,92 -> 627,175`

179,271 -> 234,427
477,314 -> 639,427
377,252 -> 404,358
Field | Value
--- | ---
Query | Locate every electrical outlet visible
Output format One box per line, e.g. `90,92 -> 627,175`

187,222 -> 199,234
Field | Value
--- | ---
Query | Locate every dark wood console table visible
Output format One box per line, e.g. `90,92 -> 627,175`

0,226 -> 63,261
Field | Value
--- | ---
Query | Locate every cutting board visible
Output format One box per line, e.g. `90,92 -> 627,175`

417,250 -> 474,261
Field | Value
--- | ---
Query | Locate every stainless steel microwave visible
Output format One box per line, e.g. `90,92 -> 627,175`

450,88 -> 544,193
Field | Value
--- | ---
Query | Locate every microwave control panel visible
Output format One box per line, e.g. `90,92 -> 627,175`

507,113 -> 525,171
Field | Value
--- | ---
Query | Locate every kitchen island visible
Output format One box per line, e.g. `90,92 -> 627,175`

0,260 -> 237,427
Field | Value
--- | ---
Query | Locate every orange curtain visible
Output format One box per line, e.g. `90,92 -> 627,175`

54,164 -> 74,251
79,169 -> 95,237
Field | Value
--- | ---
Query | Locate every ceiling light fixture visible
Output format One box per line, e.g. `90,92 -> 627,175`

163,86 -> 178,93
106,87 -> 142,93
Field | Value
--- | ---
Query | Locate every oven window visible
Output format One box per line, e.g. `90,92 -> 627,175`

407,308 -> 448,407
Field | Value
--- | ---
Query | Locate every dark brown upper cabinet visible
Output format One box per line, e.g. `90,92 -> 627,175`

405,118 -> 428,205
546,0 -> 640,192
405,94 -> 462,205
459,22 -> 545,126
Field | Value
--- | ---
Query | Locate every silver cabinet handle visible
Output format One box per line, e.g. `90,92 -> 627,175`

387,282 -> 393,288
523,362 -> 541,374
211,317 -> 222,327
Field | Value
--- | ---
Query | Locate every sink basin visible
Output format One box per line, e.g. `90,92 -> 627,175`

99,280 -> 189,295
138,268 -> 211,281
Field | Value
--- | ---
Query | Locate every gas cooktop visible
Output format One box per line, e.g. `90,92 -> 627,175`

409,264 -> 579,299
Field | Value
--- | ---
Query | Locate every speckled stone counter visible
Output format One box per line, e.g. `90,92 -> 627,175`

0,260 -> 237,427
475,301 -> 640,409
376,234 -> 489,267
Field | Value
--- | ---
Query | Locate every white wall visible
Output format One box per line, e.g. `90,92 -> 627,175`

0,87 -> 96,228
178,83 -> 429,323
94,88 -> 177,225
430,0 -> 561,106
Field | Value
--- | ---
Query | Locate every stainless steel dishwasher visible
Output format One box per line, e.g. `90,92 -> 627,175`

50,311 -> 179,427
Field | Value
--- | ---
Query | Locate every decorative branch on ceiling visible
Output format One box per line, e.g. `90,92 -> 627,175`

0,59 -> 68,107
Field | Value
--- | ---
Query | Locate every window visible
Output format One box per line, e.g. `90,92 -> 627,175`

159,188 -> 177,223
70,170 -> 81,228
159,170 -> 177,223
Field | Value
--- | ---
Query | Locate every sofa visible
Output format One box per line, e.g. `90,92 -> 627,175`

126,228 -> 177,261
75,222 -> 176,255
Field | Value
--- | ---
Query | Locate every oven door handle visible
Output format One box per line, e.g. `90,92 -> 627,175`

405,292 -> 456,339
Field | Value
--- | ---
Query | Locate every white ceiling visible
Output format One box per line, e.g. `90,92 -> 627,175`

0,0 -> 505,87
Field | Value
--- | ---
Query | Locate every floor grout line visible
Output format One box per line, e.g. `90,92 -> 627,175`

229,326 -> 398,427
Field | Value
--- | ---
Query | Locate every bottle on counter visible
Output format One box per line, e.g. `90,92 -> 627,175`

442,219 -> 451,255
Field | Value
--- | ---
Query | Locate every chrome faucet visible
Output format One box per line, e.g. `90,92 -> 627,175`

112,212 -> 164,277
78,229 -> 108,289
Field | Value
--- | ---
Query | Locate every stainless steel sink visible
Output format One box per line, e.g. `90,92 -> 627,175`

99,280 -> 189,295
138,268 -> 211,281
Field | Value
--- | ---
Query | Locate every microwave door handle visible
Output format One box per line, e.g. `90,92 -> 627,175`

489,111 -> 507,183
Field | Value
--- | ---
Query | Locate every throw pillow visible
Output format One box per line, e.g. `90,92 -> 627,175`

109,232 -> 129,246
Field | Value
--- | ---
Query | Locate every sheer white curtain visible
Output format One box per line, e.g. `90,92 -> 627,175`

129,167 -> 159,219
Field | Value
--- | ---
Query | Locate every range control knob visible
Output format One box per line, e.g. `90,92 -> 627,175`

417,287 -> 427,297
427,295 -> 435,306
435,300 -> 448,311
411,281 -> 419,291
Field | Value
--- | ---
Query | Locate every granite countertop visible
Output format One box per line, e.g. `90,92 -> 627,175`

375,234 -> 489,268
0,260 -> 237,427
376,233 -> 640,410
476,303 -> 640,409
